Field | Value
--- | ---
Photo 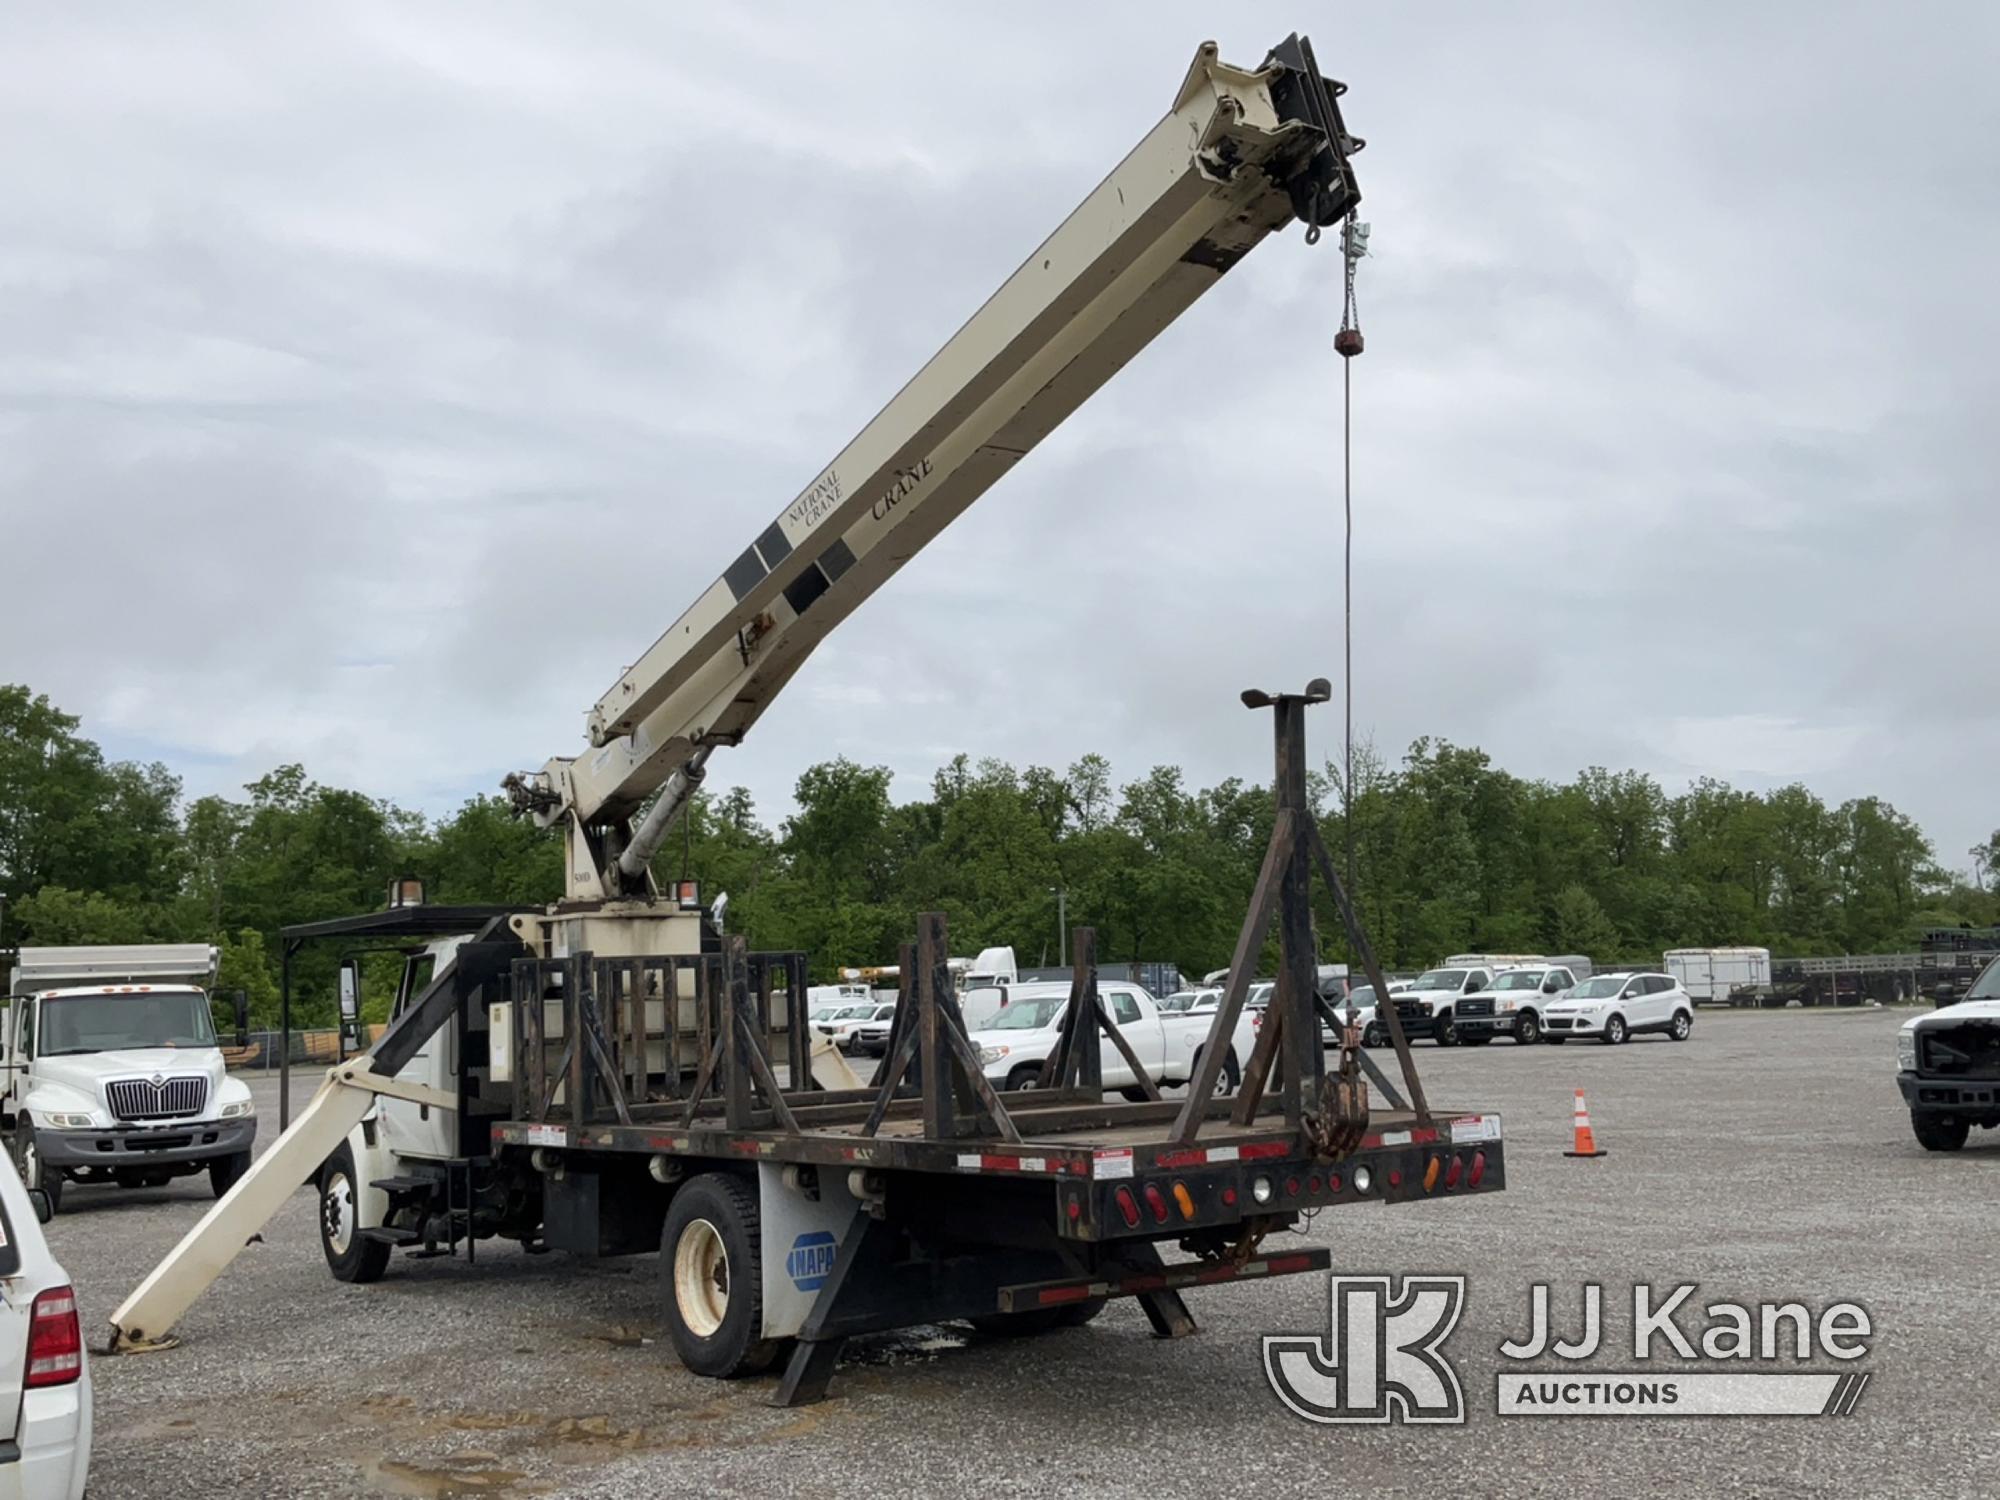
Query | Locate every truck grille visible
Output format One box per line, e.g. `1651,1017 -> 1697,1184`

106,1075 -> 208,1121
1458,998 -> 1495,1017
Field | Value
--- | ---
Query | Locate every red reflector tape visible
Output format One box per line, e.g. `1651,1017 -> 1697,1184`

1239,1141 -> 1292,1161
1037,1284 -> 1097,1306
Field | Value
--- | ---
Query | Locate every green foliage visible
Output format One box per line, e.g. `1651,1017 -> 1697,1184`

0,683 -> 1989,1006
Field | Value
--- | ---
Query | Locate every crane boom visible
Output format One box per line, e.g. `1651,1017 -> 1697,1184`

506,34 -> 1361,900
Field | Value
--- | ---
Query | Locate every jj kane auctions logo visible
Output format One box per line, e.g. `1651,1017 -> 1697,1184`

1266,1277 -> 1873,1423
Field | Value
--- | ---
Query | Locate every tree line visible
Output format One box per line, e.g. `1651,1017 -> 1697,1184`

2,684 -> 1993,1026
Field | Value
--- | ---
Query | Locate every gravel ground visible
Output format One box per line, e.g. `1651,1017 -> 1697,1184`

55,1008 -> 1997,1498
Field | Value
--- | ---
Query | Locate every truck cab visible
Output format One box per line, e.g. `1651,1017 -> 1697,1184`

3,945 -> 256,1213
1896,957 -> 2000,1151
1452,965 -> 1579,1046
1393,966 -> 1496,1047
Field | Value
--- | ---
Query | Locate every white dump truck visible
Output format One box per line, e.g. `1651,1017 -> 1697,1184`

4,944 -> 255,1214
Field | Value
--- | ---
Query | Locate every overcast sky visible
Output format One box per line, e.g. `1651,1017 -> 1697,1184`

2,3 -> 1995,872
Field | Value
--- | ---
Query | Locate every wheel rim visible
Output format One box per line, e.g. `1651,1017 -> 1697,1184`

1518,1016 -> 1539,1044
1015,1074 -> 1038,1092
674,1218 -> 730,1337
1673,1014 -> 1690,1039
323,1171 -> 355,1255
1211,1063 -> 1233,1097
1609,1019 -> 1625,1043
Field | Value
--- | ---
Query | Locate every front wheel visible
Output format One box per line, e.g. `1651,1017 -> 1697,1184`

1912,1113 -> 1970,1152
320,1144 -> 390,1283
660,1173 -> 781,1378
1362,1023 -> 1386,1049
14,1122 -> 60,1215
1601,1014 -> 1628,1046
210,1150 -> 252,1198
1005,1064 -> 1044,1093
1433,1014 -> 1457,1047
1512,1012 -> 1541,1045
1668,1010 -> 1693,1042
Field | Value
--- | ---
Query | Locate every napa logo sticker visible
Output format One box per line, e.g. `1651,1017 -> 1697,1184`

786,1231 -> 837,1291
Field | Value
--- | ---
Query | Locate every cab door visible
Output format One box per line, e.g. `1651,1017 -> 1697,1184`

374,943 -> 462,1161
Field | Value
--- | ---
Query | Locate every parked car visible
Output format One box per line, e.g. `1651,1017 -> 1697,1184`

1452,965 -> 1580,1046
1385,966 -> 1497,1046
1157,987 -> 1222,1014
969,981 -> 1257,1099
1541,972 -> 1694,1045
0,1145 -> 92,1496
1895,957 -> 2000,1150
850,1005 -> 902,1057
812,1003 -> 896,1054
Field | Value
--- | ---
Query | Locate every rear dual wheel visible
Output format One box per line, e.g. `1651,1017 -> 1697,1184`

660,1173 -> 782,1378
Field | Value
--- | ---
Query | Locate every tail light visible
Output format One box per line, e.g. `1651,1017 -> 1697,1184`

1445,1154 -> 1464,1189
1469,1150 -> 1487,1188
1113,1186 -> 1141,1228
1142,1184 -> 1170,1224
26,1286 -> 82,1387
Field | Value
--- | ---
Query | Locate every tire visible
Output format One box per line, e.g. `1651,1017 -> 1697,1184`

1005,1063 -> 1044,1093
210,1150 -> 252,1198
13,1121 -> 60,1215
1668,1010 -> 1693,1043
1192,1048 -> 1241,1098
660,1172 -> 781,1378
1912,1113 -> 1970,1152
1601,1014 -> 1628,1046
320,1144 -> 390,1284
1433,1014 -> 1457,1047
1512,1011 -> 1541,1046
1362,1023 -> 1385,1049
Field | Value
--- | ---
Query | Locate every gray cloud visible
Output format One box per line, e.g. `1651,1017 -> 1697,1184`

1,2 -> 1994,871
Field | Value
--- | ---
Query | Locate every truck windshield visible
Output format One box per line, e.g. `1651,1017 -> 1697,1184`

1492,972 -> 1545,991
39,991 -> 218,1055
1965,961 -> 2000,1002
1411,970 -> 1468,991
987,999 -> 1066,1030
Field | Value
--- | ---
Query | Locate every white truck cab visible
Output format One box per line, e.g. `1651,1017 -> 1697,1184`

1451,965 -> 1579,1045
3,945 -> 255,1214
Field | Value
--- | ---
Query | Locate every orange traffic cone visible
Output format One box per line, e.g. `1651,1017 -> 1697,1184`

1564,1088 -> 1607,1158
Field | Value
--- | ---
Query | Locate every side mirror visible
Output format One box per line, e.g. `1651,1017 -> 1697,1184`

1544,981 -> 1559,993
27,1188 -> 52,1224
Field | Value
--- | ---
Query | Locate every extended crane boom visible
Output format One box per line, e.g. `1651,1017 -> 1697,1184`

505,33 -> 1360,900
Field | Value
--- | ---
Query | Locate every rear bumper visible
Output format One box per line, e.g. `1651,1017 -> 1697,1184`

0,1372 -> 90,1500
1065,1117 -> 1506,1243
1898,1072 -> 2000,1115
38,1116 -> 255,1169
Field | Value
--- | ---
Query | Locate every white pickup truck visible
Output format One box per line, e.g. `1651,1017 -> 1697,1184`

3,944 -> 256,1214
968,981 -> 1256,1100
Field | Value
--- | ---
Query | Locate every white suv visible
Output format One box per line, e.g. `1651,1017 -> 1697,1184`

0,1147 -> 92,1496
1542,972 -> 1694,1045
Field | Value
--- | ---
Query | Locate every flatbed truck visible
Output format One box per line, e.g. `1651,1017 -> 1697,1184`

106,31 -> 1508,1403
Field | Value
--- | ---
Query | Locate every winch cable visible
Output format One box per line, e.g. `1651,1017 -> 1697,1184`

1335,212 -> 1367,899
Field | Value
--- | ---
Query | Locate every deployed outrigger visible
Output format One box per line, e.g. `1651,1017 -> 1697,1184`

108,32 -> 1506,1404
